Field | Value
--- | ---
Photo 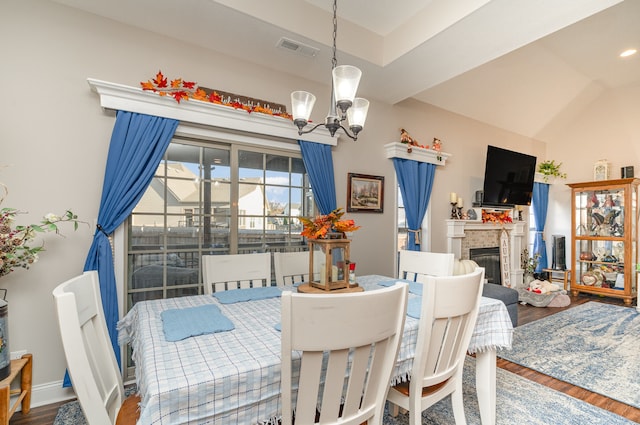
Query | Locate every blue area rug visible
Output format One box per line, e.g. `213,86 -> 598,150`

499,301 -> 640,409
54,357 -> 634,424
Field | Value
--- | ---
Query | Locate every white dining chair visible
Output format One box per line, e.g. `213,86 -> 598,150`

386,268 -> 485,425
398,250 -> 455,281
281,282 -> 409,425
273,251 -> 310,286
273,250 -> 326,286
52,271 -> 139,425
201,252 -> 272,294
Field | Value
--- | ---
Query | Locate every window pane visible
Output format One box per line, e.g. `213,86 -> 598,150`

397,189 -> 407,251
239,182 -> 265,216
239,150 -> 263,177
266,185 -> 288,214
203,147 -> 230,178
291,158 -> 305,186
529,205 -> 537,254
265,154 -> 289,185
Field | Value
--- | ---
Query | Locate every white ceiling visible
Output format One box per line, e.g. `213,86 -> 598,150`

52,0 -> 640,144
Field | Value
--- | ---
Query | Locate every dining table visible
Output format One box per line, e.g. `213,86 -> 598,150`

117,274 -> 513,425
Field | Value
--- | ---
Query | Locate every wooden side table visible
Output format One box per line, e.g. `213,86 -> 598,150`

543,268 -> 571,291
0,353 -> 32,425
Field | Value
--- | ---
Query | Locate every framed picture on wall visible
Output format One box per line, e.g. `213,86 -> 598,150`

347,173 -> 384,213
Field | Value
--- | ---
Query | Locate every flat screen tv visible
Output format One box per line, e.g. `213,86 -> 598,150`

481,145 -> 537,207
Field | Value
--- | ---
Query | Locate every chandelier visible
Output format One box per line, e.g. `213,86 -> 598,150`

290,0 -> 369,141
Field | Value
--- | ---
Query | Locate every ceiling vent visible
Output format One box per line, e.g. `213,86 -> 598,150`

276,37 -> 319,58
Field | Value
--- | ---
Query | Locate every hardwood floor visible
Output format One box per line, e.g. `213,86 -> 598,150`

9,293 -> 640,424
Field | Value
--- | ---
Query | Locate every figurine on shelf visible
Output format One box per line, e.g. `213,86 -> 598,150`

400,128 -> 419,145
400,128 -> 421,153
586,192 -> 599,208
432,137 -> 442,152
603,194 -> 614,208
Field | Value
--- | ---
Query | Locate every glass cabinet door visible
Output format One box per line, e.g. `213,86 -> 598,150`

574,186 -> 626,290
574,239 -> 625,289
574,187 -> 625,238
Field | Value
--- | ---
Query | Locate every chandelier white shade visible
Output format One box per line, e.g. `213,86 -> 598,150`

290,0 -> 369,141
332,65 -> 361,112
346,97 -> 369,133
290,91 -> 316,124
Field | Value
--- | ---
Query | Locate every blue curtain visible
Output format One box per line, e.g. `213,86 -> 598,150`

532,182 -> 550,272
298,141 -> 337,215
393,158 -> 436,251
64,111 -> 178,387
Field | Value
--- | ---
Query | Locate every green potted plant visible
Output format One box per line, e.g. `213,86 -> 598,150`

521,248 -> 541,286
538,160 -> 567,182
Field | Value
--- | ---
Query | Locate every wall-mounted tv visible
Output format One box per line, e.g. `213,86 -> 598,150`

481,145 -> 537,207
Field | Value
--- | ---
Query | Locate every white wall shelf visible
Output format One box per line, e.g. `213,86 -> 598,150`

384,142 -> 451,165
87,78 -> 337,146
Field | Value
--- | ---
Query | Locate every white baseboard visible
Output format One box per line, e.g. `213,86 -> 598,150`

13,380 -> 76,411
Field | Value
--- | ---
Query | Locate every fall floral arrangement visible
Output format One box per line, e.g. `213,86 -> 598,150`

481,209 -> 513,224
141,71 -> 293,119
0,184 -> 81,278
299,208 -> 360,240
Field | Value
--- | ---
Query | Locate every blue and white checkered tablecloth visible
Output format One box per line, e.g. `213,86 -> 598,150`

118,274 -> 513,425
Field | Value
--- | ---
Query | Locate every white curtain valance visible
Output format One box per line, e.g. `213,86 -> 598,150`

87,78 -> 336,146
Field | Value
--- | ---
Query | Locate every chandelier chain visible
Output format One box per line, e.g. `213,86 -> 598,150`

331,0 -> 338,70
290,0 -> 368,141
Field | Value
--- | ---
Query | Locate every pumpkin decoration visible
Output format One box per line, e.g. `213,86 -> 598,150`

454,259 -> 479,276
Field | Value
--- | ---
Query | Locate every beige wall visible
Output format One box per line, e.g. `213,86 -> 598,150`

542,82 -> 640,241
2,0 -> 639,405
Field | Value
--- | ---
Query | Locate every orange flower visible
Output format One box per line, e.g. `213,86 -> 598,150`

299,208 -> 360,240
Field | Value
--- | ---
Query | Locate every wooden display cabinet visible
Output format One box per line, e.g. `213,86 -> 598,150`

568,178 -> 639,305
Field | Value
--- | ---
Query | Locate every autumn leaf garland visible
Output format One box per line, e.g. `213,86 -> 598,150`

141,71 -> 293,119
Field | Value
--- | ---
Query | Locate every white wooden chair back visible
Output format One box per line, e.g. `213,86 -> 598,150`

201,252 -> 272,294
273,251 -> 324,286
398,250 -> 454,282
281,282 -> 409,425
386,268 -> 485,425
52,271 -> 126,425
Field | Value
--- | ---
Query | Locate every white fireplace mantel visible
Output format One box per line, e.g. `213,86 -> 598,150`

446,219 -> 526,287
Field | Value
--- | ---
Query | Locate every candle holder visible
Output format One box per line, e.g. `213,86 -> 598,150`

457,206 -> 463,219
451,202 -> 459,219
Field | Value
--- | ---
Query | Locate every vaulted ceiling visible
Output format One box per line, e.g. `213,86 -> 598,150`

52,0 -> 640,144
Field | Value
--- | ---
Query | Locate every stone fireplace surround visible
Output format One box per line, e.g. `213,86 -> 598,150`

446,219 -> 526,288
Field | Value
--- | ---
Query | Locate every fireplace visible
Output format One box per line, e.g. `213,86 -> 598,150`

446,219 -> 526,287
470,247 -> 501,285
